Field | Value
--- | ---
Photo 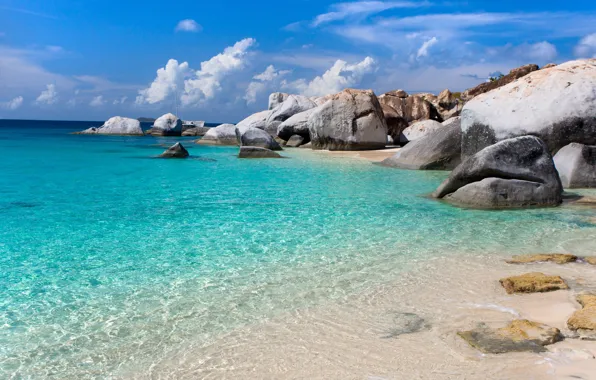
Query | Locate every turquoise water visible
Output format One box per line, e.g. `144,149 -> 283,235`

1,120 -> 595,378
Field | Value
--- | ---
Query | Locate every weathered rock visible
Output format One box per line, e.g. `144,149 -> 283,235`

458,320 -> 563,354
554,143 -> 596,188
238,146 -> 282,158
236,110 -> 273,132
433,136 -> 563,209
506,254 -> 578,264
182,120 -> 205,130
433,89 -> 462,120
77,116 -> 144,135
379,92 -> 442,124
400,119 -> 444,144
499,272 -> 568,294
308,89 -> 388,150
266,95 -> 317,135
286,135 -> 305,147
277,109 -> 315,141
461,59 -> 596,158
149,113 -> 183,136
381,104 -> 409,143
584,257 -> 596,265
568,294 -> 596,331
235,126 -> 282,151
181,126 -> 210,136
299,142 -> 312,149
274,136 -> 287,147
268,92 -> 289,110
381,117 -> 461,170
462,64 -> 539,101
197,124 -> 238,146
159,142 -> 189,158
542,63 -> 557,69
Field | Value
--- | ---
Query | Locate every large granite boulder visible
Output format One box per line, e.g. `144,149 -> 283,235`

77,116 -> 144,135
148,113 -> 183,136
461,59 -> 596,158
400,119 -> 444,144
462,64 -> 540,101
268,92 -> 289,110
308,89 -> 388,150
197,124 -> 238,145
433,136 -> 563,209
159,142 -> 189,158
236,110 -> 273,131
265,95 -> 317,136
553,143 -> 596,188
381,104 -> 409,143
381,117 -> 461,170
182,126 -> 210,136
378,91 -> 442,124
238,146 -> 282,158
276,109 -> 315,141
235,125 -> 282,151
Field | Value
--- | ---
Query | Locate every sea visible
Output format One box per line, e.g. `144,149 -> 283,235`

1,119 -> 595,378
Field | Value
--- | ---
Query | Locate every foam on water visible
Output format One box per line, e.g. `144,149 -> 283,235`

0,120 -> 595,378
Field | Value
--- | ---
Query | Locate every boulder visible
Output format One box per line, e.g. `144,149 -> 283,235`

149,113 -> 183,136
77,116 -> 143,135
553,143 -> 596,188
378,92 -> 442,124
433,89 -> 461,120
433,136 -> 563,209
236,110 -> 273,132
268,92 -> 289,110
182,126 -> 210,136
197,124 -> 238,146
381,104 -> 409,143
238,146 -> 281,159
308,89 -> 388,150
235,126 -> 282,151
458,320 -> 563,354
506,254 -> 578,264
159,142 -> 189,158
461,59 -> 596,158
400,119 -> 444,144
462,64 -> 540,101
266,95 -> 316,136
182,120 -> 205,130
380,117 -> 461,170
499,273 -> 568,294
568,294 -> 596,331
286,135 -> 305,147
277,109 -> 315,141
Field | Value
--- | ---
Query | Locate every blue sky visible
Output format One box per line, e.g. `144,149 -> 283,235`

0,0 -> 595,122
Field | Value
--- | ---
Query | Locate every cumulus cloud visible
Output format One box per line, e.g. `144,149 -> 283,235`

244,65 -> 291,104
524,41 -> 557,61
175,19 -> 202,33
89,95 -> 105,107
575,33 -> 596,58
113,96 -> 128,105
35,84 -> 58,105
136,59 -> 191,104
1,96 -> 24,110
416,37 -> 438,58
284,56 -> 376,97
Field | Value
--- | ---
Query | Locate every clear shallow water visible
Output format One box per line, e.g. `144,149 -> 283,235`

0,120 -> 595,378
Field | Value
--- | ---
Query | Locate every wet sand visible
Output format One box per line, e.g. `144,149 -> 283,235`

307,147 -> 401,162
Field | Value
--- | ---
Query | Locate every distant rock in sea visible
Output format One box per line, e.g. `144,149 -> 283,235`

197,124 -> 238,145
146,113 -> 183,136
76,116 -> 144,135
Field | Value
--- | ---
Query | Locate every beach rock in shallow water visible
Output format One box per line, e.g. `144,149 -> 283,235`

238,146 -> 281,158
286,135 -> 305,147
461,59 -> 596,158
462,64 -> 539,101
381,312 -> 430,338
236,110 -> 273,132
77,116 -> 143,135
159,142 -> 189,158
197,124 -> 238,146
433,136 -> 563,209
381,117 -> 461,170
308,89 -> 388,150
554,143 -> 596,188
277,109 -> 315,141
149,113 -> 183,136
268,92 -> 289,110
499,272 -> 568,294
458,320 -> 563,354
568,295 -> 596,331
235,126 -> 282,151
182,126 -> 210,136
400,119 -> 444,144
506,254 -> 578,264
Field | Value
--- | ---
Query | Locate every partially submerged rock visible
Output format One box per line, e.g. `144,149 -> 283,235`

181,126 -> 210,136
506,254 -> 578,265
238,146 -> 282,158
308,89 -> 388,150
148,113 -> 183,136
553,143 -> 596,188
76,116 -> 144,135
433,136 -> 563,209
499,272 -> 568,294
236,126 -> 282,151
568,294 -> 596,331
197,124 -> 238,146
458,320 -> 563,354
159,142 -> 189,158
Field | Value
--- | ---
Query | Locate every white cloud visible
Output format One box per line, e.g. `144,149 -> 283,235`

244,65 -> 291,104
89,95 -> 105,107
1,96 -> 24,110
36,84 -> 58,105
525,41 -> 557,61
45,45 -> 63,53
284,56 -> 376,97
416,37 -> 438,58
113,96 -> 128,105
313,1 -> 428,26
575,33 -> 596,58
175,19 -> 202,33
136,59 -> 191,104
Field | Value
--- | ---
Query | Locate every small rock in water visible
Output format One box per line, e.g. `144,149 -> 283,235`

499,272 -> 568,294
159,143 -> 189,158
506,254 -> 578,265
458,319 -> 563,354
238,146 -> 281,159
381,312 -> 430,338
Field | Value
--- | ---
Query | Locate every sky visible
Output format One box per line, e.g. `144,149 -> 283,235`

0,0 -> 595,122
